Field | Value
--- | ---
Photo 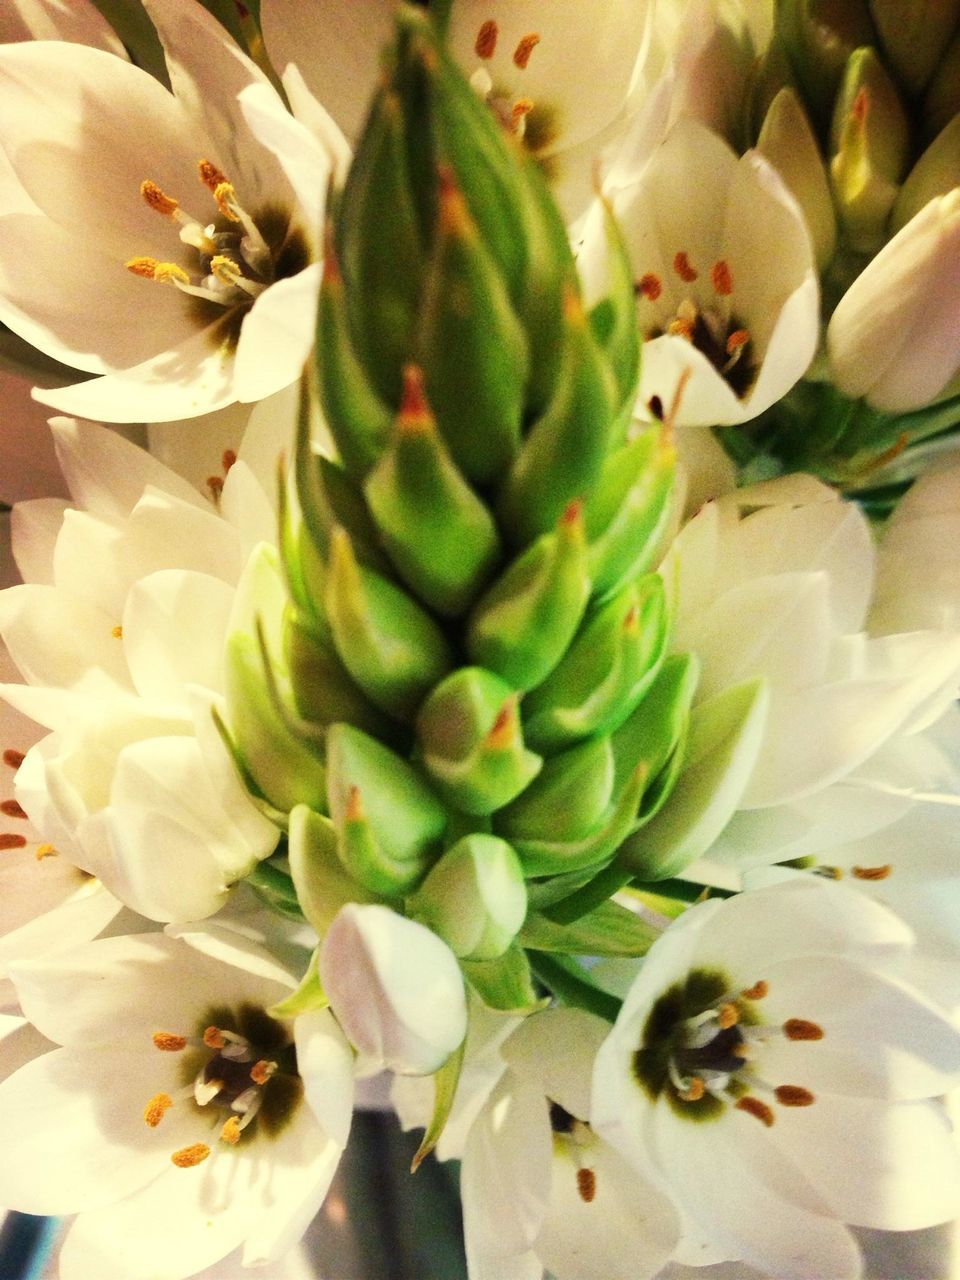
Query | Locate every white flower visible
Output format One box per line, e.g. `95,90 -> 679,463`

0,0 -> 335,423
461,1006 -> 680,1280
319,903 -> 468,1076
580,118 -> 819,427
0,418 -> 281,921
0,926 -> 354,1280
593,877 -> 960,1280
827,189 -> 960,413
0,0 -> 125,51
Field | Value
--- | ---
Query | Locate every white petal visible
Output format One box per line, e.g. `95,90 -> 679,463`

146,401 -> 253,494
294,1008 -> 355,1148
238,82 -> 330,235
0,582 -> 133,690
10,496 -> 68,585
122,569 -> 234,703
0,0 -> 126,52
233,265 -> 322,404
219,459 -> 277,555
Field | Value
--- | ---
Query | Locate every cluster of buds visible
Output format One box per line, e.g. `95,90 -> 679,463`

220,5 -> 718,1030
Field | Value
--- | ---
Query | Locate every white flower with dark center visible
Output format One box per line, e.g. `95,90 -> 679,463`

579,117 -> 819,426
593,877 -> 960,1280
0,0 -> 334,423
0,927 -> 354,1280
462,1006 -> 680,1280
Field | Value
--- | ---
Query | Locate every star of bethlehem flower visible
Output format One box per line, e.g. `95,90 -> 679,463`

593,876 -> 960,1280
0,926 -> 355,1280
579,118 -> 820,428
0,417 -> 282,922
0,0 -> 340,423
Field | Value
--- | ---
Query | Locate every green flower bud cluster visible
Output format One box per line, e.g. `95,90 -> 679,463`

229,6 -> 692,1009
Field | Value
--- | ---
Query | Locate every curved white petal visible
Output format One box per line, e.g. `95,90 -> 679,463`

233,265 -> 322,404
0,0 -> 126,52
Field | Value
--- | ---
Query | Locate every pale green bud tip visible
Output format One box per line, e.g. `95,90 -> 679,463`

414,834 -> 527,961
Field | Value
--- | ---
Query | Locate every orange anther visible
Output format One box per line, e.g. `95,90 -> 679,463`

741,980 -> 768,1001
735,1096 -> 775,1126
144,1093 -> 173,1127
636,273 -> 663,302
679,1076 -> 705,1102
153,1032 -> 188,1052
171,1142 -> 211,1168
2,750 -> 24,770
711,260 -> 734,296
250,1060 -> 276,1086
726,328 -> 750,355
204,1026 -> 227,1050
783,1018 -> 824,1041
198,159 -> 228,192
140,180 -> 179,217
0,800 -> 26,819
0,834 -> 26,851
513,33 -> 540,69
475,19 -> 498,59
852,864 -> 892,881
775,1085 -> 815,1107
717,1002 -> 739,1030
576,1167 -> 597,1203
220,1115 -> 242,1145
673,251 -> 698,283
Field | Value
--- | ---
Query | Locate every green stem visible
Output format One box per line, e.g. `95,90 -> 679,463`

528,951 -> 622,1023
429,0 -> 454,37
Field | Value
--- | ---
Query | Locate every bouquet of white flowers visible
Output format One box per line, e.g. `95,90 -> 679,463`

2,2 -> 960,1279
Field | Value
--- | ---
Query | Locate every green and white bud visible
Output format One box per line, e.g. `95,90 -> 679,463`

411,833 -> 527,960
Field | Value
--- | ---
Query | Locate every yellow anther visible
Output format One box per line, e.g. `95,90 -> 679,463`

668,316 -> 695,341
250,1060 -> 277,1086
140,180 -> 179,217
513,32 -> 540,69
220,1115 -> 242,1145
35,843 -> 57,860
154,262 -> 190,286
210,254 -> 241,286
144,1092 -> 173,1127
198,159 -> 228,192
679,1076 -> 705,1102
171,1142 -> 211,1168
153,1031 -> 188,1052
111,625 -> 123,639
126,256 -> 160,278
717,1002 -> 739,1030
214,182 -> 241,222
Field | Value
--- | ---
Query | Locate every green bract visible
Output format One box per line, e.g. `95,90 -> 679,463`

232,6 -> 711,1014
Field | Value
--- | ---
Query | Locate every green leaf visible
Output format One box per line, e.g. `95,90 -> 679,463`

410,1036 -> 465,1172
269,947 -> 329,1019
521,899 -> 659,956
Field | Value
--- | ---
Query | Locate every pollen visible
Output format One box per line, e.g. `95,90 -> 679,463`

0,833 -> 27,851
711,260 -> 734,296
210,254 -> 241,286
204,1026 -> 227,1050
0,799 -> 26,819
35,843 -> 57,860
140,180 -> 180,217
735,1096 -> 775,1127
213,182 -> 240,222
474,19 -> 498,58
726,328 -> 750,355
576,1167 -> 597,1203
144,1092 -> 173,1127
636,273 -> 663,302
3,749 -> 25,769
741,980 -> 768,1000
775,1085 -> 815,1107
220,1115 -> 242,1145
198,159 -> 228,192
673,251 -> 698,283
250,1059 -> 277,1086
513,33 -> 540,69
679,1076 -> 705,1102
852,864 -> 892,881
112,625 -> 123,639
717,1002 -> 739,1029
783,1018 -> 824,1041
126,256 -> 161,278
153,1031 -> 188,1052
171,1142 -> 211,1168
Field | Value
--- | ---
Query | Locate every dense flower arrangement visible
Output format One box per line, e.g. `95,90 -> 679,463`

1,2 -> 960,1279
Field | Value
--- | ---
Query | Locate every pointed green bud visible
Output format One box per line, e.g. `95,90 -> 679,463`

467,502 -> 591,690
869,0 -> 960,95
610,653 -> 701,805
364,365 -> 501,615
326,723 -> 447,895
829,48 -> 909,252
496,734 -> 615,846
521,898 -> 658,956
411,833 -> 527,960
758,87 -> 838,270
923,31 -> 960,141
585,432 -> 676,600
336,86 -> 423,402
777,0 -> 877,127
619,677 -> 769,881
417,170 -> 528,486
586,195 -> 641,419
498,292 -> 617,546
417,667 -> 542,815
316,229 -> 393,478
521,575 -> 668,752
509,762 -> 647,878
325,526 -> 453,720
891,114 -> 960,234
284,606 -> 395,740
288,804 -> 382,935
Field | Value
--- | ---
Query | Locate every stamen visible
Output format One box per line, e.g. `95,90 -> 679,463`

0,834 -> 27,851
141,180 -> 180,218
668,316 -> 694,341
673,251 -> 698,283
736,1096 -> 775,1126
783,1019 -> 824,1041
220,1115 -> 242,1145
35,843 -> 57,860
207,475 -> 225,503
3,750 -> 25,770
223,449 -> 237,473
813,864 -> 843,880
636,273 -> 663,302
680,1076 -> 706,1102
153,1032 -> 188,1052
195,1077 -> 224,1106
711,260 -> 734,296
213,182 -> 242,223
513,33 -> 540,69
741,981 -> 768,1001
204,1026 -> 227,1050
112,625 -> 123,639
511,97 -> 534,132
725,329 -> 750,356
212,182 -> 271,274
852,864 -> 892,881
475,19 -> 498,58
230,1087 -> 260,1115
576,1167 -> 597,1203
171,1142 -> 210,1168
144,1093 -> 173,1127
717,1003 -> 739,1030
0,800 -> 26,819
198,159 -> 228,192
775,1085 -> 815,1107
209,255 -> 265,298
125,257 -> 191,286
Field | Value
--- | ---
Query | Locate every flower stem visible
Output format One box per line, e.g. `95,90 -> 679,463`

529,952 -> 623,1023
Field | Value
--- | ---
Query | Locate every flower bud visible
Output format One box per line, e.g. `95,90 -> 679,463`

869,0 -> 960,95
319,903 -> 467,1074
891,115 -> 960,235
758,87 -> 837,269
827,188 -> 960,411
412,834 -> 527,961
